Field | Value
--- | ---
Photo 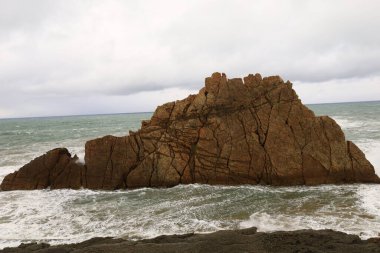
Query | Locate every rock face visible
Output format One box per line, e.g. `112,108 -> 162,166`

1,73 -> 379,190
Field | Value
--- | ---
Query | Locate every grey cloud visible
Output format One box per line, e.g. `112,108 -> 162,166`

0,0 -> 379,117
0,0 -> 54,31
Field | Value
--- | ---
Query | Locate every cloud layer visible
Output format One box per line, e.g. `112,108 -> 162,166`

0,0 -> 379,117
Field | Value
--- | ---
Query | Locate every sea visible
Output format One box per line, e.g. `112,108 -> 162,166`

0,101 -> 379,249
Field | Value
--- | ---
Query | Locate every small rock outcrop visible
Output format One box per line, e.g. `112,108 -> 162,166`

1,148 -> 84,190
1,73 -> 379,190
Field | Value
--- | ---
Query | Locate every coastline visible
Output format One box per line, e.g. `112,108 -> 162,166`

1,1 -> 380,252
1,227 -> 379,253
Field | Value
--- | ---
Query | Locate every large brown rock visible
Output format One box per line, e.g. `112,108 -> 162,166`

1,73 -> 379,190
1,148 -> 85,190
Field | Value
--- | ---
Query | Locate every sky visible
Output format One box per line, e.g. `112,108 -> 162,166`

0,0 -> 379,118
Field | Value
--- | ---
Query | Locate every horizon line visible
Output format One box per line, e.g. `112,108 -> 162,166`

1,99 -> 379,120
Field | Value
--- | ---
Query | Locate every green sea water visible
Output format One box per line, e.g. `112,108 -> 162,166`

0,101 -> 379,249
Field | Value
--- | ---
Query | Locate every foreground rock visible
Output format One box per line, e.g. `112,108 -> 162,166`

1,73 -> 379,190
1,228 -> 380,253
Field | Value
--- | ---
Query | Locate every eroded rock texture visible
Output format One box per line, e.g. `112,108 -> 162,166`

1,73 -> 379,190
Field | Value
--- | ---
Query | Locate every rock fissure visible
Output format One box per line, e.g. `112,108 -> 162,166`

238,113 -> 253,177
320,118 -> 333,183
347,141 -> 357,179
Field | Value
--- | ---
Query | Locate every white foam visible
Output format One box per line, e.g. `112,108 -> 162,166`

239,210 -> 380,239
357,185 -> 380,217
356,141 -> 380,176
240,213 -> 303,232
334,117 -> 366,130
73,151 -> 85,164
0,166 -> 18,182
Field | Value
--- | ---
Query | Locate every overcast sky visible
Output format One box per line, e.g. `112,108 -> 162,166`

0,0 -> 379,118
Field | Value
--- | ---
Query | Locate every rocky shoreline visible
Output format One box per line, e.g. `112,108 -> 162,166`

1,227 -> 380,253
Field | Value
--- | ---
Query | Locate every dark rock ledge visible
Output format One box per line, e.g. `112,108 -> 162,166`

1,227 -> 380,253
1,73 -> 379,190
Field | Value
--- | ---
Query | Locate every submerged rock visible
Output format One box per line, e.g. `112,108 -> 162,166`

1,73 -> 379,190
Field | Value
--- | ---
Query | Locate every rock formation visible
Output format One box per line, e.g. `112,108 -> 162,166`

1,148 -> 84,190
1,73 -> 379,190
2,228 -> 380,253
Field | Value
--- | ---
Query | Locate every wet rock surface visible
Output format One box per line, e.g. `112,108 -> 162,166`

1,228 -> 380,253
1,73 -> 379,190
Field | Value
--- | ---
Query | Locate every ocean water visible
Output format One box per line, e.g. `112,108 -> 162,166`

0,102 -> 379,249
